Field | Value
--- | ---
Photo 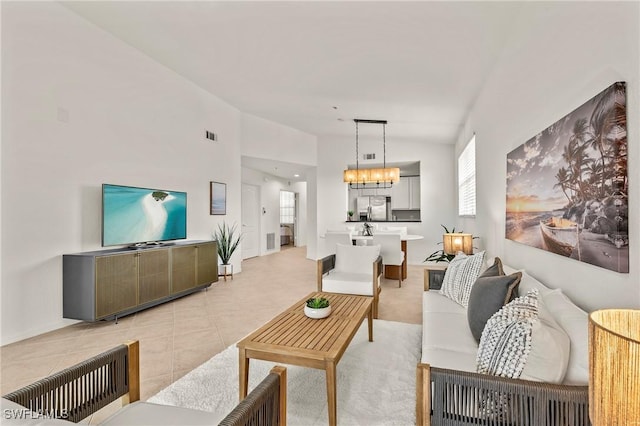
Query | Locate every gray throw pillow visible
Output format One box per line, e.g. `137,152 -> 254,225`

482,257 -> 504,277
467,271 -> 522,342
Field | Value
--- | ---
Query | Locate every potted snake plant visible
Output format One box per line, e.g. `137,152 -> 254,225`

213,222 -> 242,280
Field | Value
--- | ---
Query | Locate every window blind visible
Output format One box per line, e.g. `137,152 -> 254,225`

458,135 -> 476,216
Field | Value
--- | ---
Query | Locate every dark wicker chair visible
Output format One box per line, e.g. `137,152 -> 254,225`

3,341 -> 140,422
220,365 -> 286,426
3,341 -> 287,426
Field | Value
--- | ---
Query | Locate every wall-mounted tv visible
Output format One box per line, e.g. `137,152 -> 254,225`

102,184 -> 187,247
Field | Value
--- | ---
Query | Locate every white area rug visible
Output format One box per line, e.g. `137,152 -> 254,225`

149,320 -> 422,425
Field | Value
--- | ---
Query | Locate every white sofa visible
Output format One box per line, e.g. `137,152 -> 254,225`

417,259 -> 590,426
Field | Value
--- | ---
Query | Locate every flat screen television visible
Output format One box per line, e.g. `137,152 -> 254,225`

102,184 -> 187,247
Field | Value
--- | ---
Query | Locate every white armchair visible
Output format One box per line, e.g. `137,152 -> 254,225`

317,243 -> 383,318
373,233 -> 405,287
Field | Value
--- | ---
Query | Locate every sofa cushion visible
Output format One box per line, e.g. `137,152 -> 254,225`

519,292 -> 570,383
477,289 -> 538,379
518,271 -> 552,296
467,271 -> 522,342
423,289 -> 467,314
322,271 -> 377,296
421,292 -> 479,366
542,289 -> 589,385
420,348 -> 478,372
101,401 -> 225,425
422,311 -> 478,355
334,243 -> 380,274
501,262 -> 520,276
439,251 -> 486,307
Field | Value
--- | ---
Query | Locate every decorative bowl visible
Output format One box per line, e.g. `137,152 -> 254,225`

304,305 -> 331,319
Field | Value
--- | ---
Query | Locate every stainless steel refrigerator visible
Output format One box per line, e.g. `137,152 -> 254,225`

356,196 -> 390,221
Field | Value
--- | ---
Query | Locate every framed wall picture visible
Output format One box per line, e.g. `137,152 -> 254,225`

210,181 -> 226,215
505,82 -> 628,273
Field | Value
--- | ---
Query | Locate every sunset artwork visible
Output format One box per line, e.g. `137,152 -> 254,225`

506,82 -> 628,273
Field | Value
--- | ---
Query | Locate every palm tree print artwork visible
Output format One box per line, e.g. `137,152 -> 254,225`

506,82 -> 628,273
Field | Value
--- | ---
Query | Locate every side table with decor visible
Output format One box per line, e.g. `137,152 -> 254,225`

423,264 -> 447,291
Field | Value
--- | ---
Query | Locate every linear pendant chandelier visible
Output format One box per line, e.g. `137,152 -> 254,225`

343,119 -> 400,188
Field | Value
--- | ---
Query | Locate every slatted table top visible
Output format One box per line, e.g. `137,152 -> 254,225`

237,292 -> 373,366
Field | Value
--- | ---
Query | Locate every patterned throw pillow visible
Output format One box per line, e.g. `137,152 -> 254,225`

476,289 -> 538,378
439,251 -> 485,307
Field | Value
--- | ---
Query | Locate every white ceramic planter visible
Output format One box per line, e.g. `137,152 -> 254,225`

304,305 -> 331,319
219,263 -> 233,280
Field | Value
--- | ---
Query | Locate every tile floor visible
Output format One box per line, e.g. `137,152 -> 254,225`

0,246 -> 423,423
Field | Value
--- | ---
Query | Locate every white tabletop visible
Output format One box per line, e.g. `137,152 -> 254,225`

351,234 -> 424,241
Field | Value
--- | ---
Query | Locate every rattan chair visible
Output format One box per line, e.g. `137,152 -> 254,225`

3,341 -> 288,426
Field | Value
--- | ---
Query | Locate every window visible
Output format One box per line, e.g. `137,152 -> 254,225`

458,135 -> 476,216
280,191 -> 295,223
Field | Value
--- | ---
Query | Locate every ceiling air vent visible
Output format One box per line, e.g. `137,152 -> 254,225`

363,153 -> 376,160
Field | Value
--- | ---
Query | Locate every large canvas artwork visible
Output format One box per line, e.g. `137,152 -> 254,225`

506,82 -> 628,273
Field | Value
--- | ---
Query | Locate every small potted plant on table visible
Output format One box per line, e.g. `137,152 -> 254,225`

347,210 -> 355,221
304,297 -> 331,319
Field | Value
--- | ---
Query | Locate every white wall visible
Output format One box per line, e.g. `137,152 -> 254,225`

0,2 -> 313,344
241,113 -> 317,166
316,135 -> 456,264
457,2 -> 640,311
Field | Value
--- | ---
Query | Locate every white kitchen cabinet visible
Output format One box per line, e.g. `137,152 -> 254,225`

391,176 -> 420,210
409,176 -> 421,209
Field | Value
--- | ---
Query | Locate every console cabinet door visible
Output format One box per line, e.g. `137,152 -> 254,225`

196,242 -> 218,286
95,254 -> 138,319
171,246 -> 197,294
138,249 -> 170,304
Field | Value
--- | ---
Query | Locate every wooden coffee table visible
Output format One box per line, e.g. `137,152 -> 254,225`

237,292 -> 373,426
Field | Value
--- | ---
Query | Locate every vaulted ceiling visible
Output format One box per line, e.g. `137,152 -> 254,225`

62,1 -> 525,145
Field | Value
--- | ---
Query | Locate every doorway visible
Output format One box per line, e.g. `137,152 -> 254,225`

241,183 -> 260,259
280,190 -> 296,250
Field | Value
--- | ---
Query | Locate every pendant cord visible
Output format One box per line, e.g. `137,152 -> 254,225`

356,121 -> 360,189
351,118 -> 391,189
383,122 -> 386,170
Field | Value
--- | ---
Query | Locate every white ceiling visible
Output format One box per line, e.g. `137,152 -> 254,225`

61,1 -> 525,179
